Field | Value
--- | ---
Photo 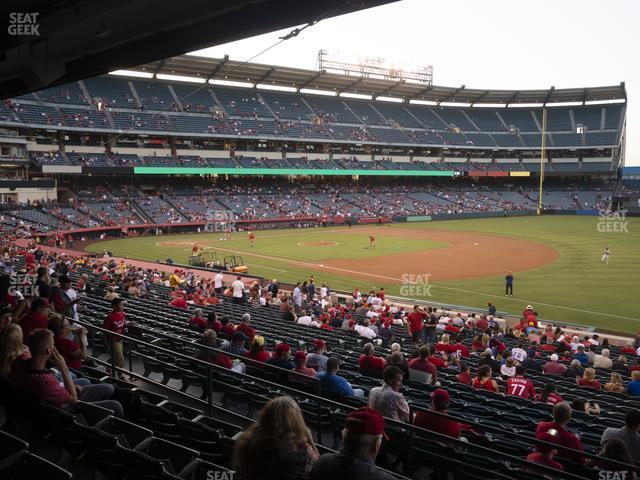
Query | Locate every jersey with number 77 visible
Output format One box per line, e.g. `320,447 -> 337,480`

506,376 -> 536,399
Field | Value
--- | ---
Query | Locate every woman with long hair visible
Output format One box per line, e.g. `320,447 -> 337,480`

535,382 -> 563,405
604,372 -> 626,394
0,324 -> 29,379
48,315 -> 87,370
234,396 -> 319,480
472,364 -> 499,393
577,367 -> 601,390
435,333 -> 450,353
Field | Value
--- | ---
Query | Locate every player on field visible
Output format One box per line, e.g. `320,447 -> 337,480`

505,271 -> 514,297
369,235 -> 376,249
248,231 -> 255,248
601,247 -> 610,265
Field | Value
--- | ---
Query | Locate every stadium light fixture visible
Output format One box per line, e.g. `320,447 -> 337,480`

507,103 -> 544,108
299,88 -> 336,96
157,74 -> 205,84
440,102 -> 471,107
471,103 -> 506,108
409,99 -> 438,106
209,79 -> 254,88
584,99 -> 626,105
108,70 -> 153,78
545,101 -> 584,107
256,84 -> 297,92
375,96 -> 403,103
340,92 -> 373,100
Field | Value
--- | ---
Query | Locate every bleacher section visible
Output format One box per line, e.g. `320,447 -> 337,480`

3,253 -> 638,480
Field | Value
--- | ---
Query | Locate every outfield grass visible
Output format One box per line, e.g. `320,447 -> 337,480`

86,216 -> 640,333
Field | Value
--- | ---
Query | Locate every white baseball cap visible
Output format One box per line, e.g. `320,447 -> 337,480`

550,354 -> 559,361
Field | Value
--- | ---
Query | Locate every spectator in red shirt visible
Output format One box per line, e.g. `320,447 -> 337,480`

543,354 -> 567,376
535,382 -> 564,405
220,316 -> 236,337
435,334 -> 452,354
457,364 -> 472,385
408,345 -> 437,384
103,298 -> 126,368
536,402 -> 585,464
506,365 -> 537,399
189,308 -> 207,331
406,305 -> 426,343
471,333 -> 489,352
448,337 -> 470,358
293,351 -> 317,377
246,335 -> 270,363
169,295 -> 188,309
193,330 -> 232,369
207,311 -> 222,332
358,343 -> 386,377
526,431 -> 564,471
48,315 -> 86,370
577,368 -> 601,390
620,342 -> 637,356
414,388 -> 462,439
10,329 -> 123,416
236,313 -> 256,341
19,297 -> 50,341
472,364 -> 499,393
428,351 -> 448,369
475,315 -> 489,332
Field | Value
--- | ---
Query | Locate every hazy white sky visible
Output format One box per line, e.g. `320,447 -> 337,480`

191,0 -> 638,165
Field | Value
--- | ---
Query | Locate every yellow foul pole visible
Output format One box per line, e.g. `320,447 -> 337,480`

537,108 -> 547,215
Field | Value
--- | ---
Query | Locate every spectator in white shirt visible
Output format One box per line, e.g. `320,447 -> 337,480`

593,349 -> 613,369
355,319 -> 377,340
292,282 -> 302,310
297,311 -> 313,326
214,272 -> 224,293
231,276 -> 245,304
366,307 -> 379,319
570,336 -> 582,352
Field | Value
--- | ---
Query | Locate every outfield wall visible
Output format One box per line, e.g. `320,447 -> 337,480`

32,208 -> 590,240
406,209 -> 535,222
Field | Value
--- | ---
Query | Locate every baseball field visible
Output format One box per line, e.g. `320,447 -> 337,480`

85,215 -> 640,333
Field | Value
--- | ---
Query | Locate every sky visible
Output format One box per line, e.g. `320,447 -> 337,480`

190,0 -> 639,165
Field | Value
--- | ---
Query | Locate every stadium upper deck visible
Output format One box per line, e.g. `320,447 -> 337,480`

0,56 -> 625,153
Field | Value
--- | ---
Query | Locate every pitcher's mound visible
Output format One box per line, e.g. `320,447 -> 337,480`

297,241 -> 339,247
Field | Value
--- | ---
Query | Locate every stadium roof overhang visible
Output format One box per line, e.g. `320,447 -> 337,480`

0,0 -> 399,100
130,55 -> 627,106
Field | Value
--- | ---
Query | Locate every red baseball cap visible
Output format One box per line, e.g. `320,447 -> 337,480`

313,339 -> 326,348
431,389 -> 450,411
275,343 -> 291,355
345,407 -> 388,440
294,351 -> 306,362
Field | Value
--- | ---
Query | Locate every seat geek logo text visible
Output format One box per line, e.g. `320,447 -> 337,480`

8,13 -> 40,36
